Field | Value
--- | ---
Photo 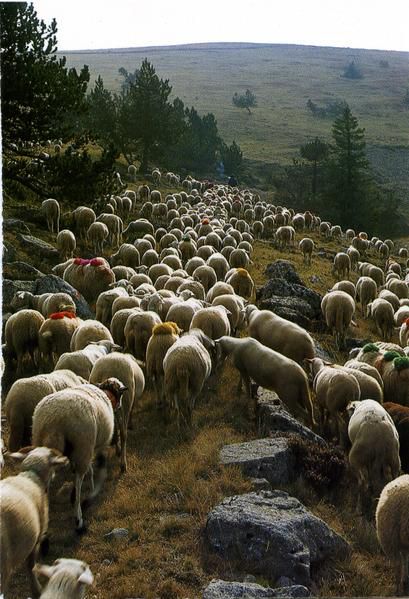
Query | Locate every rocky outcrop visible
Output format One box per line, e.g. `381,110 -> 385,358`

220,438 -> 296,486
2,279 -> 36,310
205,490 -> 349,587
257,260 -> 322,330
256,390 -> 326,446
17,233 -> 58,259
202,579 -> 311,598
3,261 -> 44,281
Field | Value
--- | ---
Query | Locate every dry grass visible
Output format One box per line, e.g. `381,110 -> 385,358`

2,191 -> 405,597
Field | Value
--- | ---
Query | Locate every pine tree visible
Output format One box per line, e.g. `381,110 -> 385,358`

0,2 -> 89,143
327,105 -> 370,226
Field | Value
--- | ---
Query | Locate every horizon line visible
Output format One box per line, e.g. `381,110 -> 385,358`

58,40 -> 409,55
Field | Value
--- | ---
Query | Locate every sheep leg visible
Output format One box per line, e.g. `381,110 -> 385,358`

399,551 -> 409,596
27,545 -> 42,598
74,472 -> 86,532
88,464 -> 94,494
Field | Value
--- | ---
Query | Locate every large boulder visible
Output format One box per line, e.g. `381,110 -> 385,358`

220,438 -> 296,486
17,233 -> 58,259
257,261 -> 323,329
3,261 -> 44,281
202,580 -> 311,598
205,490 -> 349,587
3,218 -> 31,235
33,274 -> 94,319
3,241 -> 18,263
256,390 -> 326,447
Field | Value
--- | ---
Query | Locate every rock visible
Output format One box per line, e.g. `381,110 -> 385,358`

205,490 -> 349,587
202,579 -> 311,598
103,528 -> 129,540
33,275 -> 94,319
220,438 -> 296,486
256,390 -> 326,447
3,261 -> 44,281
265,260 -> 304,286
259,279 -> 322,319
17,234 -> 58,258
3,218 -> 31,235
258,296 -> 313,329
2,279 -> 36,310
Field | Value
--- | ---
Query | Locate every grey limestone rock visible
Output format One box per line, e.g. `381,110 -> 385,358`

205,490 -> 349,587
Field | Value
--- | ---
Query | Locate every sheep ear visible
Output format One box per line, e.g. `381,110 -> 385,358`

6,445 -> 35,462
78,568 -> 94,586
33,563 -> 55,579
51,455 -> 69,467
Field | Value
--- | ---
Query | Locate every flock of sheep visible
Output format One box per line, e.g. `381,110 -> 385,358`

2,167 -> 409,598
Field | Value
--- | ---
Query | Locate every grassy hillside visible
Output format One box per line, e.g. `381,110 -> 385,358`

62,42 -> 409,189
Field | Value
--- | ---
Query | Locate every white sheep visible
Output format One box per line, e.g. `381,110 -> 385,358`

4,308 -> 45,375
42,198 -> 60,235
54,340 -> 121,380
34,558 -> 94,599
376,474 -> 409,595
321,290 -> 355,350
32,378 -> 127,531
190,305 -> 231,340
347,399 -> 400,514
70,206 -> 96,240
90,354 -> 145,471
163,329 -> 213,428
299,237 -> 314,265
356,276 -> 377,316
56,229 -> 76,261
1,447 -> 68,597
216,336 -> 314,427
367,298 -> 395,341
70,319 -> 113,351
87,221 -> 109,254
11,290 -> 76,317
333,252 -> 351,280
95,287 -> 129,327
146,322 -> 181,407
38,313 -> 82,371
124,310 -> 162,360
4,369 -> 87,451
247,304 -> 315,364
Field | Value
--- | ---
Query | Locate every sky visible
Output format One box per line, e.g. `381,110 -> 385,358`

30,0 -> 409,53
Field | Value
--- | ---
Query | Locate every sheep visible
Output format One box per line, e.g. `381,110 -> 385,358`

163,329 -> 213,428
331,280 -> 356,299
63,258 -> 115,306
367,298 -> 395,341
348,399 -> 400,515
212,294 -> 246,335
216,336 -> 314,426
69,206 -> 96,240
55,340 -> 121,381
356,276 -> 377,316
70,319 -> 113,351
247,304 -> 315,364
193,264 -> 217,293
52,258 -> 75,277
306,357 -> 360,446
4,309 -> 45,375
110,307 -> 141,347
383,403 -> 409,473
229,247 -> 250,269
111,243 -> 140,269
321,290 -> 355,350
42,198 -> 60,235
395,306 -> 409,327
376,474 -> 409,595
207,252 -> 230,281
128,164 -> 137,182
146,322 -> 181,407
124,310 -> 162,360
111,295 -> 141,316
34,558 -> 94,599
380,356 -> 409,406
0,447 -> 68,597
11,290 -> 76,317
123,218 -> 154,240
95,287 -> 129,327
333,252 -> 351,280
299,237 -> 314,265
97,213 -> 123,248
368,264 -> 385,289
275,225 -> 295,251
4,370 -> 87,451
87,221 -> 109,254
379,289 -> 401,312
319,222 -> 331,237
90,354 -> 145,471
225,268 -> 254,300
56,229 -> 76,261
346,246 -> 360,271
32,378 -> 127,531
343,358 -> 384,388
38,313 -> 82,371
206,281 -> 235,303
190,305 -> 231,340
387,278 -> 409,300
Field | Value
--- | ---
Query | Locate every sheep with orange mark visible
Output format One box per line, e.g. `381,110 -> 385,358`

146,322 -> 181,407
